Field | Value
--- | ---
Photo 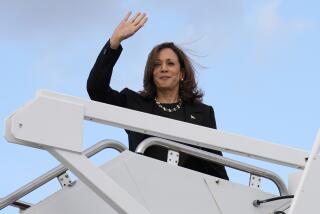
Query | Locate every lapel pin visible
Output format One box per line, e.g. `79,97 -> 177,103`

190,115 -> 196,119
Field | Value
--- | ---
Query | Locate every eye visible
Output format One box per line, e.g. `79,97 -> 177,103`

153,62 -> 161,67
167,61 -> 175,65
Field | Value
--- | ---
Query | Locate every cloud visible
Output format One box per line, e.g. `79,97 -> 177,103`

142,0 -> 245,51
0,0 -> 126,41
0,0 -> 245,87
256,0 -> 281,39
287,18 -> 315,33
253,0 -> 315,64
0,1 -> 130,84
0,0 -> 245,50
255,0 -> 314,39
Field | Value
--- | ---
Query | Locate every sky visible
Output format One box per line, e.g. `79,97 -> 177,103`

1,0 -> 319,213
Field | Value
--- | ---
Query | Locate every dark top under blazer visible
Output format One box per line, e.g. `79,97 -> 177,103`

87,40 -> 228,180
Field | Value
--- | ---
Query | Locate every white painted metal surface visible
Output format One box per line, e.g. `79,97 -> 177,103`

288,171 -> 302,195
57,172 -> 73,188
23,151 -> 290,214
48,149 -> 149,214
167,150 -> 179,165
288,131 -> 320,214
25,89 -> 308,168
5,91 -> 150,214
249,175 -> 261,190
3,90 -> 320,213
5,95 -> 84,152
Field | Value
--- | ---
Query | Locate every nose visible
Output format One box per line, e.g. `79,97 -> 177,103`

160,64 -> 168,72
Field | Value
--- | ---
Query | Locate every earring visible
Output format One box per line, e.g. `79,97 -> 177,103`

180,78 -> 184,81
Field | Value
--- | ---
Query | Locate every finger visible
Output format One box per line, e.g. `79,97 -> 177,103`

133,13 -> 146,26
140,16 -> 148,26
129,12 -> 141,23
135,16 -> 148,32
123,11 -> 132,22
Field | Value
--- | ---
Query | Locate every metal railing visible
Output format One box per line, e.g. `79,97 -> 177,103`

0,139 -> 127,211
135,137 -> 288,196
0,199 -> 33,211
2,137 -> 289,210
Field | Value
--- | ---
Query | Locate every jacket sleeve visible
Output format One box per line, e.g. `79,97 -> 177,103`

87,40 -> 127,107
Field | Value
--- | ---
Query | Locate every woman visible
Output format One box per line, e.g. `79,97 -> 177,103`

87,12 -> 228,180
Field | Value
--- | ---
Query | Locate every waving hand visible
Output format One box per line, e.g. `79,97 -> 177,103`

110,12 -> 148,49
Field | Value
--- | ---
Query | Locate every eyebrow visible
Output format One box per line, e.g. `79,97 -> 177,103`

155,58 -> 177,62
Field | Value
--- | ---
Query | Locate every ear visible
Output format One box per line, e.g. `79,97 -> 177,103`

180,69 -> 185,81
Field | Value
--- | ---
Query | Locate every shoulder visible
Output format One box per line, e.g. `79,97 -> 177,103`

120,88 -> 152,108
188,101 -> 214,113
120,88 -> 143,99
186,101 -> 216,128
120,88 -> 137,96
198,103 -> 215,122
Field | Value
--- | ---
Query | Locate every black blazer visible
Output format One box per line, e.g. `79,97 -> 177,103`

87,40 -> 229,180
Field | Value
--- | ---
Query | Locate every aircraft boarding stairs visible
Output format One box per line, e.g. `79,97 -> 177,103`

1,90 -> 320,214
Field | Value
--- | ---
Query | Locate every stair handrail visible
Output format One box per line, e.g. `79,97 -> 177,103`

0,139 -> 127,210
136,137 -> 288,196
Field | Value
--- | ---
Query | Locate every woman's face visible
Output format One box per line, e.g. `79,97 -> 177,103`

153,48 -> 184,93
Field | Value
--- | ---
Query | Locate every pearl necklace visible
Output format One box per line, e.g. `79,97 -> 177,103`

154,97 -> 182,113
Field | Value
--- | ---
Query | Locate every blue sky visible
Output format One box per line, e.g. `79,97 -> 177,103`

1,0 -> 319,213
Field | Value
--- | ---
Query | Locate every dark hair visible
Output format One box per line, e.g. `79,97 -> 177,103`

140,42 -> 203,103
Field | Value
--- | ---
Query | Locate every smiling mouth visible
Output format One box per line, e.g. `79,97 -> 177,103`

159,76 -> 170,80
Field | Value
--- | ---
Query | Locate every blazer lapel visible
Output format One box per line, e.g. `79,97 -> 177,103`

184,104 -> 204,125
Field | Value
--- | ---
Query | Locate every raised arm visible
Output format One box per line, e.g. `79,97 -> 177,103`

87,12 -> 148,105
